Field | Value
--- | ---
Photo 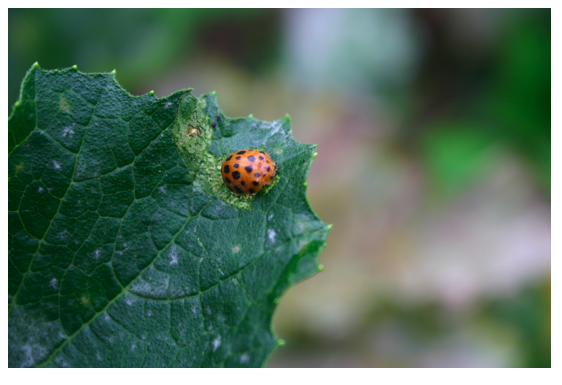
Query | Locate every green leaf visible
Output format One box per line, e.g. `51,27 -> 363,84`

8,63 -> 329,368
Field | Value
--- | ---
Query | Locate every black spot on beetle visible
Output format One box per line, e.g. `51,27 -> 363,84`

211,122 -> 216,128
252,181 -> 259,186
232,171 -> 241,180
225,177 -> 232,184
247,155 -> 255,162
259,156 -> 264,160
260,151 -> 265,154
226,155 -> 232,161
235,186 -> 244,194
223,165 -> 230,173
249,189 -> 256,194
255,173 -> 260,177
241,181 -> 246,186
245,165 -> 253,173
236,156 -> 241,160
267,167 -> 271,172
237,150 -> 246,155
234,163 -> 239,168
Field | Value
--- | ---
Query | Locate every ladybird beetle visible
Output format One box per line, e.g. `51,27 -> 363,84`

221,150 -> 277,195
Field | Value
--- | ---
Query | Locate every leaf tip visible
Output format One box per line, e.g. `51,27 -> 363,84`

303,182 -> 308,187
317,264 -> 325,272
110,69 -> 116,75
312,152 -> 318,159
326,224 -> 333,230
277,339 -> 286,346
32,61 -> 39,68
71,64 -> 78,70
149,90 -> 155,96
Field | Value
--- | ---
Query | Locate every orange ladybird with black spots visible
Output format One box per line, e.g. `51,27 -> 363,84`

221,150 -> 277,195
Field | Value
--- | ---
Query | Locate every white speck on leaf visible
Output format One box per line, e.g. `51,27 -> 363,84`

268,213 -> 274,221
268,229 -> 276,243
50,278 -> 57,289
58,229 -> 70,241
52,160 -> 60,170
212,335 -> 221,351
240,353 -> 250,363
159,185 -> 167,194
169,248 -> 178,265
147,310 -> 152,317
126,299 -> 133,306
62,125 -> 74,137
38,187 -> 43,193
94,249 -> 101,260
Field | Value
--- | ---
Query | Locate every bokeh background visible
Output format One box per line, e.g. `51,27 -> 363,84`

8,8 -> 551,367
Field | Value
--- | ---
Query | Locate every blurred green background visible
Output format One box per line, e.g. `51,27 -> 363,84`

8,8 -> 551,367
